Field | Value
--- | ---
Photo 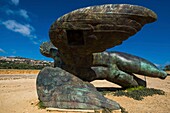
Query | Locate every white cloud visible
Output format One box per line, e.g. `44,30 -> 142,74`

0,48 -> 6,53
5,9 -> 14,15
2,20 -> 36,38
6,9 -> 29,19
18,9 -> 29,19
33,41 -> 39,45
11,0 -> 19,6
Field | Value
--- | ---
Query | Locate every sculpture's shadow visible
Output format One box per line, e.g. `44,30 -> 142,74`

96,87 -> 124,92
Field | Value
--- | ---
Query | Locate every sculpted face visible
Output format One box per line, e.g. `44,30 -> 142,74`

40,42 -> 56,57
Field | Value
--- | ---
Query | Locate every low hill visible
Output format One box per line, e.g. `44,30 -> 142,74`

0,56 -> 53,69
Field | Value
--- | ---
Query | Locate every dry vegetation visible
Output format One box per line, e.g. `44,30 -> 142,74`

0,69 -> 40,75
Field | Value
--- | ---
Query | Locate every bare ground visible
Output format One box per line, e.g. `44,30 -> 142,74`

0,70 -> 170,113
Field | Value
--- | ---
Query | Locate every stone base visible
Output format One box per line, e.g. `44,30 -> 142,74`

46,107 -> 122,113
36,67 -> 120,111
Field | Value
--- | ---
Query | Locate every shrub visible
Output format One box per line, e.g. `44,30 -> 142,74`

37,101 -> 46,109
113,86 -> 165,100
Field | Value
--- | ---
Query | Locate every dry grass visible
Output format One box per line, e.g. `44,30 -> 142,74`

0,69 -> 40,75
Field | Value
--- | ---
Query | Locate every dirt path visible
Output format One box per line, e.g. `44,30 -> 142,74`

0,71 -> 170,113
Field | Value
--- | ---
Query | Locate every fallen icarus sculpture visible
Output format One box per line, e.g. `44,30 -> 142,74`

37,4 -> 168,111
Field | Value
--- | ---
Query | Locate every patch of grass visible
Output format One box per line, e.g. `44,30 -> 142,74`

113,86 -> 165,100
37,101 -> 46,109
126,86 -> 145,92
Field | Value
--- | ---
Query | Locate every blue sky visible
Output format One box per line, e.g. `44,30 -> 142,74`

0,0 -> 170,66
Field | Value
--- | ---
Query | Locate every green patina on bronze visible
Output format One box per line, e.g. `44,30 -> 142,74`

37,4 -> 168,110
37,67 -> 120,110
40,42 -> 167,87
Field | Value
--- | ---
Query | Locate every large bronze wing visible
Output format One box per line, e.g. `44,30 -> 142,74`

49,4 -> 157,56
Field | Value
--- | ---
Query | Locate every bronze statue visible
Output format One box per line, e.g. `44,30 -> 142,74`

40,42 -> 167,88
37,4 -> 168,111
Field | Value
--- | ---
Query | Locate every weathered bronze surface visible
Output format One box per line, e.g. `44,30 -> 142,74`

40,42 -> 167,88
37,4 -> 168,110
37,67 -> 120,110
